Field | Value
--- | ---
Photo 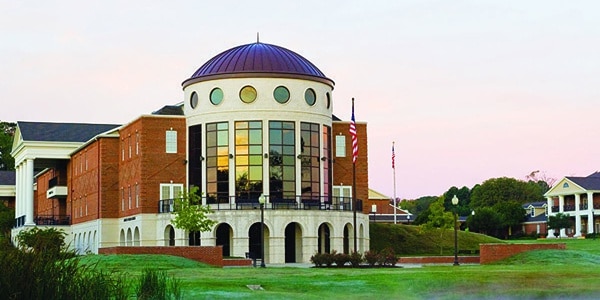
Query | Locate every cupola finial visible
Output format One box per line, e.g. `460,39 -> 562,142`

257,32 -> 260,43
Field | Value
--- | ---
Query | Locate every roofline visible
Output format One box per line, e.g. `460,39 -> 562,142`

182,72 -> 335,89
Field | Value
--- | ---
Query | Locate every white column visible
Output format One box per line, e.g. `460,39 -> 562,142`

589,192 -> 596,234
558,195 -> 566,237
546,197 -> 555,238
25,158 -> 35,225
14,164 -> 20,219
575,194 -> 582,237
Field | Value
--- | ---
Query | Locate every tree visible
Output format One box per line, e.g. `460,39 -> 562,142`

470,177 -> 544,209
443,186 -> 471,216
547,213 -> 571,238
467,207 -> 502,237
422,197 -> 455,254
494,201 -> 526,238
171,186 -> 217,234
0,121 -> 16,171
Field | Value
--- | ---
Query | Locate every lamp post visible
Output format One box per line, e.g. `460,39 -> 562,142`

451,195 -> 460,266
258,193 -> 266,268
407,214 -> 410,225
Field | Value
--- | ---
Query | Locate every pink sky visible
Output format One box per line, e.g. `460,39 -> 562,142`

1,1 -> 599,199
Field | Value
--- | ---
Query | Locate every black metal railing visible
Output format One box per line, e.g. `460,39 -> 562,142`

551,206 -> 559,212
158,195 -> 362,213
34,215 -> 71,226
563,205 -> 575,211
14,215 -> 26,228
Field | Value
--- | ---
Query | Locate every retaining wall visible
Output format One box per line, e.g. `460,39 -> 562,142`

479,243 -> 566,264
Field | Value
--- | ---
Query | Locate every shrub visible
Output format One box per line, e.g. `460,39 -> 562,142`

364,250 -> 379,267
349,251 -> 363,267
323,251 -> 336,267
310,252 -> 324,267
380,247 -> 398,266
334,252 -> 350,267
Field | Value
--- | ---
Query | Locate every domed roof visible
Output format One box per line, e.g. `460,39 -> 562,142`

182,42 -> 334,87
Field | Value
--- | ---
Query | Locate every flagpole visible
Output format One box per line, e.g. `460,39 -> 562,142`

351,98 -> 358,253
393,142 -> 397,224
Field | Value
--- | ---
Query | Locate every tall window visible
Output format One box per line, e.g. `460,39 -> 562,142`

300,122 -> 320,201
235,121 -> 263,202
269,121 -> 295,201
121,188 -> 125,211
335,135 -> 346,157
128,136 -> 132,158
135,131 -> 140,155
135,183 -> 140,208
206,122 -> 229,203
323,125 -> 332,202
166,130 -> 177,153
128,186 -> 132,209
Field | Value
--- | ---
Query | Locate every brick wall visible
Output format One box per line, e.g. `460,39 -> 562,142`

99,246 -> 230,267
479,243 -> 565,264
332,122 -> 368,212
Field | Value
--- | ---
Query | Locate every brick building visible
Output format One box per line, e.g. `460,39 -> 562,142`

10,41 -> 371,263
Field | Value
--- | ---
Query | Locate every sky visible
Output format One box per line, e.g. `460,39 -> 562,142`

1,0 -> 599,199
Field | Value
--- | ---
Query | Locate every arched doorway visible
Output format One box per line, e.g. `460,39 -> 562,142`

317,223 -> 331,254
164,225 -> 175,246
126,228 -> 132,246
285,222 -> 303,263
249,222 -> 269,262
343,224 -> 350,254
134,227 -> 140,246
216,223 -> 233,257
119,229 -> 125,246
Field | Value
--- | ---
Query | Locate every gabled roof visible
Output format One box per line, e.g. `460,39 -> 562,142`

523,202 -> 547,209
369,189 -> 391,200
566,172 -> 600,191
17,121 -> 120,143
0,171 -> 15,185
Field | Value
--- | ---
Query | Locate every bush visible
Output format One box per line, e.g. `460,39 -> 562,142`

380,247 -> 397,266
349,251 -> 363,267
364,250 -> 379,267
310,252 -> 324,267
334,252 -> 350,267
323,251 -> 336,267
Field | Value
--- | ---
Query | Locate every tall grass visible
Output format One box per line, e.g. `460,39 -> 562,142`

136,268 -> 183,300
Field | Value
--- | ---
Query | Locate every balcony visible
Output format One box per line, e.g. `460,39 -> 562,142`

34,215 -> 71,226
158,195 -> 362,213
47,176 -> 67,199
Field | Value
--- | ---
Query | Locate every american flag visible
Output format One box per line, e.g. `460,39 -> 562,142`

392,143 -> 395,169
350,98 -> 358,164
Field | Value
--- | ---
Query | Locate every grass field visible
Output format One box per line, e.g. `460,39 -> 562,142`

83,238 -> 600,299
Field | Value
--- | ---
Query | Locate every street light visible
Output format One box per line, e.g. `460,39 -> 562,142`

258,193 -> 266,268
407,214 -> 410,225
451,195 -> 460,266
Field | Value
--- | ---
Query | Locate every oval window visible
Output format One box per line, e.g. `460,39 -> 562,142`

326,92 -> 331,109
240,85 -> 257,103
304,88 -> 316,106
190,91 -> 198,109
210,88 -> 223,105
273,86 -> 290,103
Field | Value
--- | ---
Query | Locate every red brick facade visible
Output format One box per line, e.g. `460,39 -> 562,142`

99,246 -> 228,267
479,243 -> 565,264
332,122 -> 368,212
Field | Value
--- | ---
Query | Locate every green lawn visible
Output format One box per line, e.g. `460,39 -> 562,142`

84,238 -> 600,299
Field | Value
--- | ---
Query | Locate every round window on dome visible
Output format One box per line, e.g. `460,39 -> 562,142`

326,92 -> 331,109
304,88 -> 316,106
210,88 -> 223,105
240,85 -> 257,103
273,86 -> 290,104
190,91 -> 198,109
